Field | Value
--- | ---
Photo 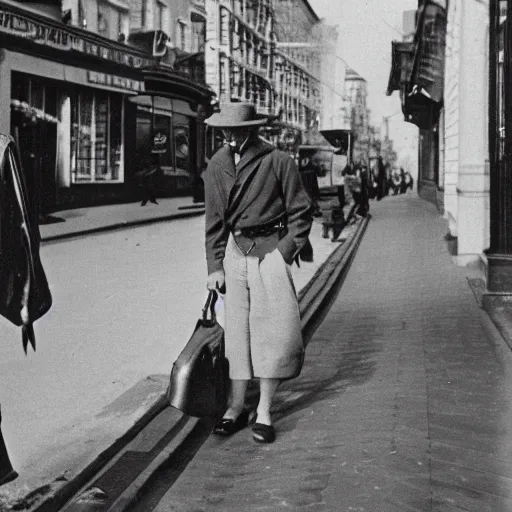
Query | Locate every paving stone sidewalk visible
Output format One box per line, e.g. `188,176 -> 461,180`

145,195 -> 512,512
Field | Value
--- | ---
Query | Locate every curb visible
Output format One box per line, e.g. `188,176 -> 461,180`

30,396 -> 169,512
300,217 -> 369,343
31,216 -> 369,512
41,209 -> 205,244
107,417 -> 200,512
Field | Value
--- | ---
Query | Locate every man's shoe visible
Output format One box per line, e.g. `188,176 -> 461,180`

213,410 -> 250,437
252,423 -> 276,443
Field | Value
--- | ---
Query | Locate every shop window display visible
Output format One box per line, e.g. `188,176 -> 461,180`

71,91 -> 124,183
173,114 -> 190,175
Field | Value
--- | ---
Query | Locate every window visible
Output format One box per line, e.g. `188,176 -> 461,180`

97,2 -> 109,37
173,114 -> 190,174
78,0 -> 87,28
71,91 -> 124,183
141,0 -> 147,29
136,111 -> 173,169
155,1 -> 167,31
178,21 -> 187,50
191,13 -> 206,53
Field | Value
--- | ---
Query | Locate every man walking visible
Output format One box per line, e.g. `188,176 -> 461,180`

203,102 -> 313,443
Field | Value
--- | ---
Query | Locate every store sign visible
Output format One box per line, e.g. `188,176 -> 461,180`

152,129 -> 168,154
0,8 -> 152,68
87,71 -> 144,92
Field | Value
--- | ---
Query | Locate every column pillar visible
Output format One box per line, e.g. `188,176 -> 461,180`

57,95 -> 71,187
485,0 -> 512,301
454,0 -> 490,265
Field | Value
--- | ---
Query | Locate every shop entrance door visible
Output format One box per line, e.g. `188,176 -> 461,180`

37,121 -> 57,216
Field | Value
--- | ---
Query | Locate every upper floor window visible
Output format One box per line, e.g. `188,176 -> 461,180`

97,1 -> 109,38
178,21 -> 187,51
191,12 -> 206,53
156,1 -> 168,31
97,1 -> 128,40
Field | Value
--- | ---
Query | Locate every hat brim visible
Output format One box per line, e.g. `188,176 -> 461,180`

205,113 -> 268,128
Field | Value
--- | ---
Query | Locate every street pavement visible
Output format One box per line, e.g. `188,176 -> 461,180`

0,201 -> 344,508
135,194 -> 512,512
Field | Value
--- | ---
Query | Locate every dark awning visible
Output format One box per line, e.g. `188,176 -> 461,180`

386,41 -> 415,96
385,0 -> 447,130
319,129 -> 351,155
140,65 -> 215,107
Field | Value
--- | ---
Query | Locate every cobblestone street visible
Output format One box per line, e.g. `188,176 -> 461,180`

138,195 -> 512,512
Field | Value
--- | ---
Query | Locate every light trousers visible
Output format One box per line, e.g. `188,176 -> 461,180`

223,235 -> 304,380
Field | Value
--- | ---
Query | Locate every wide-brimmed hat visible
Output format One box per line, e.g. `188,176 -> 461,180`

205,102 -> 268,128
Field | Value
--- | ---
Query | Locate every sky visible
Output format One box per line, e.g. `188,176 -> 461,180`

309,0 -> 419,171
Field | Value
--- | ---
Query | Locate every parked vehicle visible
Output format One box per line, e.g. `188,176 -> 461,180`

297,145 -> 345,198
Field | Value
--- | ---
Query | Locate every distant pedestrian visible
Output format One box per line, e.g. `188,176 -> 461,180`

358,164 -> 370,216
367,168 -> 378,200
345,164 -> 367,223
391,169 -> 401,195
136,167 -> 160,206
376,157 -> 388,201
404,171 -> 414,193
399,168 -> 407,194
204,102 -> 313,444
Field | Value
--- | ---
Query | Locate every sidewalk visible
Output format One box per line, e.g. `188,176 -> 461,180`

0,199 -> 355,511
144,194 -> 512,512
39,197 -> 205,242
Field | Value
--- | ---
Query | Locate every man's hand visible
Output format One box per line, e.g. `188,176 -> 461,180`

207,270 -> 225,293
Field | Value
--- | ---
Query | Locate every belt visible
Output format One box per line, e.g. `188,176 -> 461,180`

233,220 -> 285,238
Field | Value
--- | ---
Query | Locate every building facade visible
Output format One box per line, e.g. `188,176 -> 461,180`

386,1 -> 446,208
345,68 -> 370,165
441,0 -> 489,265
2,0 -> 150,215
1,0 -> 213,215
204,0 -> 338,154
127,0 -> 211,197
386,0 -> 512,309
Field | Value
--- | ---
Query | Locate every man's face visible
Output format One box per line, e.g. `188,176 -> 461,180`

222,128 -> 253,152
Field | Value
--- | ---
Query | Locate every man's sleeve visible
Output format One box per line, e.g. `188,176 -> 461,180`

276,154 -> 314,265
204,163 -> 229,275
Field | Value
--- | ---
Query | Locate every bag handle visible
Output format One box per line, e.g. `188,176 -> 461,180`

202,290 -> 218,322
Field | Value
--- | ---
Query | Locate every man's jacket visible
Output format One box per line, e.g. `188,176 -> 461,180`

0,134 -> 52,353
204,138 -> 313,274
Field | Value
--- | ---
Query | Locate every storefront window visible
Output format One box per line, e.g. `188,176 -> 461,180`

136,110 -> 173,170
71,91 -> 124,183
173,114 -> 190,174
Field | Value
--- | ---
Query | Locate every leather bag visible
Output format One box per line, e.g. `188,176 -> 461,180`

167,290 -> 229,418
0,135 -> 52,353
